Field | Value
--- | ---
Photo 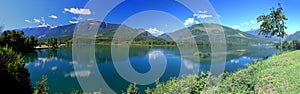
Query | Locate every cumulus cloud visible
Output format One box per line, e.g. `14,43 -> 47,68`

230,25 -> 240,29
69,20 -> 78,24
244,22 -> 249,25
184,18 -> 195,26
48,15 -> 58,19
193,10 -> 213,19
146,28 -> 165,36
250,20 -> 255,23
64,8 -> 91,15
193,14 -> 213,19
25,20 -> 32,23
33,19 -> 41,23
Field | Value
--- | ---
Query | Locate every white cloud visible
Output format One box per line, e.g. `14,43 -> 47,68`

244,22 -> 249,25
33,19 -> 41,23
184,18 -> 195,26
198,10 -> 208,13
48,15 -> 58,19
250,20 -> 255,23
64,8 -> 91,15
193,10 -> 213,19
193,13 -> 213,19
230,25 -> 240,29
146,28 -> 165,36
25,20 -> 31,23
69,21 -> 78,24
72,17 -> 82,20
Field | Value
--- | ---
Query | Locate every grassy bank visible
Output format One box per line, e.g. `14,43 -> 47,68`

216,50 -> 300,93
124,50 -> 300,94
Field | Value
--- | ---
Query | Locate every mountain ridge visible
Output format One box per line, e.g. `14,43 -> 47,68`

19,20 -> 271,44
285,31 -> 300,41
159,23 -> 269,44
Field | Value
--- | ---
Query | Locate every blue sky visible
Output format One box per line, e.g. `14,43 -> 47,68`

0,0 -> 299,35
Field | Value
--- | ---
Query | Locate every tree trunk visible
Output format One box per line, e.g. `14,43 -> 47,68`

280,37 -> 282,51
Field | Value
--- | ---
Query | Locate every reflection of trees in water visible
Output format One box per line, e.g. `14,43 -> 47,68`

95,45 -> 112,64
25,45 -> 279,66
168,46 -> 279,64
46,49 -> 57,58
95,45 -> 152,64
24,52 -> 38,63
129,46 -> 151,57
24,49 -> 58,63
56,47 -> 72,61
226,46 -> 279,60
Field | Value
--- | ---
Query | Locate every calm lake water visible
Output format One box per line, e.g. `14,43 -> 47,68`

24,45 -> 279,93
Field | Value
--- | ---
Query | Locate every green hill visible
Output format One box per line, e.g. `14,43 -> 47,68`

159,23 -> 269,45
286,31 -> 300,41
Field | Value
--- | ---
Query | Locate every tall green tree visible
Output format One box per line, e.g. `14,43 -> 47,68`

46,38 -> 58,48
257,3 -> 288,51
0,30 -> 38,53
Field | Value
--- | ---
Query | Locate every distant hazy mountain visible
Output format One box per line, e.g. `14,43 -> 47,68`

245,29 -> 280,43
20,23 -> 55,38
285,31 -> 300,41
20,20 -> 153,40
159,23 -> 268,44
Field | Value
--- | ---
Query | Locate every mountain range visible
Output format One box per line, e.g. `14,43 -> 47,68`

19,20 -> 279,44
244,29 -> 280,43
285,31 -> 300,41
159,24 -> 268,44
20,20 -> 153,42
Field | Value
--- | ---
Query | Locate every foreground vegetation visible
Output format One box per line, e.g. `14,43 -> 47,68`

280,40 -> 300,51
0,46 -> 33,93
123,50 -> 300,94
0,29 -> 49,94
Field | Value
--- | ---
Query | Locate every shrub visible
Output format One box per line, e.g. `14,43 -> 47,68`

34,76 -> 49,94
0,46 -> 33,93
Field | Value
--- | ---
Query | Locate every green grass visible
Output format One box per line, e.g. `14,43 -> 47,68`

125,50 -> 300,94
253,50 -> 300,93
216,50 -> 300,93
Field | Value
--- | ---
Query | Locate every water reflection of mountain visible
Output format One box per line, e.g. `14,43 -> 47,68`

162,45 -> 279,64
25,45 -> 279,65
